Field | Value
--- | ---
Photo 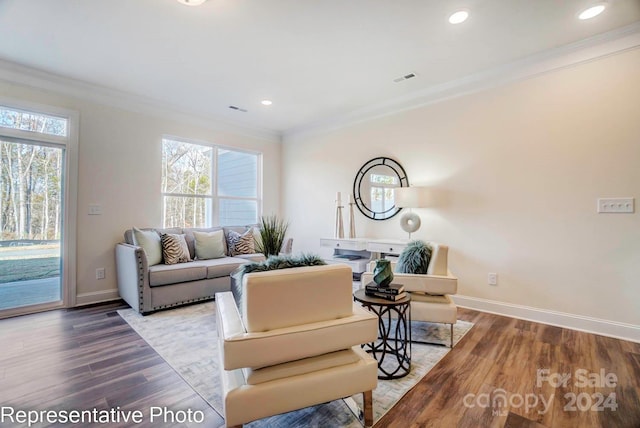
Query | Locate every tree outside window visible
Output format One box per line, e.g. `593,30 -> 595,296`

161,138 -> 261,228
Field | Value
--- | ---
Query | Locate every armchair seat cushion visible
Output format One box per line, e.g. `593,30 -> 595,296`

242,348 -> 360,385
394,272 -> 458,295
361,271 -> 457,296
410,293 -> 457,324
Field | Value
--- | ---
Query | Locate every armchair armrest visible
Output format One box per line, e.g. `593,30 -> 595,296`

216,292 -> 377,370
115,243 -> 151,314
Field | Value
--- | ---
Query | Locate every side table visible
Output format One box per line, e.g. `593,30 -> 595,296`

353,288 -> 411,379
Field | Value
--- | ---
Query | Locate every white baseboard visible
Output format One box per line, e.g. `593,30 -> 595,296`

75,289 -> 121,307
452,295 -> 640,344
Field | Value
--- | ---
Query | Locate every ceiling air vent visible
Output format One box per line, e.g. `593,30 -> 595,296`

228,105 -> 248,113
393,72 -> 417,83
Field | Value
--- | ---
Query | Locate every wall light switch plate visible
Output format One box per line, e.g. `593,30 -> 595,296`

89,204 -> 103,215
597,198 -> 634,213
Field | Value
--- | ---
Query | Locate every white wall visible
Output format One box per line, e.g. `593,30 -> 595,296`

0,79 -> 281,304
283,48 -> 640,333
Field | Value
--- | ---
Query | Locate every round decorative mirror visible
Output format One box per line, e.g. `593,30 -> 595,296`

353,157 -> 409,220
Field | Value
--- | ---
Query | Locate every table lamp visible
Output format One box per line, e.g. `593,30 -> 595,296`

394,186 -> 430,239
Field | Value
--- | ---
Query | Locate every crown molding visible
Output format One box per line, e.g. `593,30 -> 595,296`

283,22 -> 640,142
2,21 -> 639,144
0,59 -> 281,143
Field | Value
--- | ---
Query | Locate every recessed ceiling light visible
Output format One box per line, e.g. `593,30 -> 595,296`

578,3 -> 607,20
177,0 -> 207,6
448,10 -> 469,24
261,100 -> 273,106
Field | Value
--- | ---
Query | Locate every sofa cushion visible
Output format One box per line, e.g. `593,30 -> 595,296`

197,257 -> 249,279
232,253 -> 266,263
132,227 -> 163,266
148,263 -> 207,286
193,230 -> 226,260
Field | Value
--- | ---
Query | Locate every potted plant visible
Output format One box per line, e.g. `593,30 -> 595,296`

255,215 -> 289,257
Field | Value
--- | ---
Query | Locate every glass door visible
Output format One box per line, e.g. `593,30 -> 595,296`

0,138 -> 64,311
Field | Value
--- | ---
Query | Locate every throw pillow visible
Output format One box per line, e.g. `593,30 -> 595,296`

132,227 -> 162,266
395,240 -> 432,274
226,229 -> 255,256
160,233 -> 191,265
252,226 -> 263,253
193,230 -> 225,260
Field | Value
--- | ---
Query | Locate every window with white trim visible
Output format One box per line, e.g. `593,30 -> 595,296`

161,137 -> 261,228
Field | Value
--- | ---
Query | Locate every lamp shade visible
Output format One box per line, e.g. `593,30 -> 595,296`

394,186 -> 430,208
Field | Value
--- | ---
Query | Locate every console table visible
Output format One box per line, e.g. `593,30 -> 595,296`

320,237 -> 409,276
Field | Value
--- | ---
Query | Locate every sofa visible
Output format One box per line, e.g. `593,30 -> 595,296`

115,226 -> 266,314
216,264 -> 379,427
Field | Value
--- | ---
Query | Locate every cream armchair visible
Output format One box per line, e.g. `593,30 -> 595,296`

361,242 -> 458,347
216,264 -> 378,427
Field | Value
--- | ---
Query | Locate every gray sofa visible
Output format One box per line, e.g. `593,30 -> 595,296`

115,226 -> 265,314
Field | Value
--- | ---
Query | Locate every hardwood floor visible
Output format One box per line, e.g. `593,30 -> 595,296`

0,302 -> 222,428
377,308 -> 640,428
1,303 -> 638,428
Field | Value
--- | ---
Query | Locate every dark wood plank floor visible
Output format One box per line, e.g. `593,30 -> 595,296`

378,308 -> 640,428
1,303 -> 638,427
0,302 -> 222,428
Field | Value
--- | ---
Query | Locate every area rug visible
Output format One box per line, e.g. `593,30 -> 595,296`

118,302 -> 473,427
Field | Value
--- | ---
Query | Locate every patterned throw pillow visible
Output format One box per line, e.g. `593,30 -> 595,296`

226,229 -> 255,256
161,233 -> 192,265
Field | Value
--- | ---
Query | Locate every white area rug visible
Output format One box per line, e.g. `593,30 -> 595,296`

118,302 -> 473,427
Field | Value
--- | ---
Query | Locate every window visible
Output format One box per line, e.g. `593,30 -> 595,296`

161,138 -> 261,228
0,106 -> 67,137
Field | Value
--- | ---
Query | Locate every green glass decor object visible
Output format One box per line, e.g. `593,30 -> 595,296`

373,259 -> 394,287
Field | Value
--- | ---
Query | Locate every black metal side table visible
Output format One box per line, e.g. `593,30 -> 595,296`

353,288 -> 411,379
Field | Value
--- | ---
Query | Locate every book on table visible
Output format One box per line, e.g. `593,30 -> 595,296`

364,282 -> 405,295
365,290 -> 408,301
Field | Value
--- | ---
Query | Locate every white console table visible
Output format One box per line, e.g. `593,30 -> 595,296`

320,237 -> 409,276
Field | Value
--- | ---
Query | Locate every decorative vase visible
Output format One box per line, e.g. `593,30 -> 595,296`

373,259 -> 394,287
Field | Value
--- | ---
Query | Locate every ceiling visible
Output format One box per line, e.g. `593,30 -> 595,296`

1,0 -> 639,138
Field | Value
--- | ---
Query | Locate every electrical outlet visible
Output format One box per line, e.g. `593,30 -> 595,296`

488,273 -> 498,286
96,268 -> 105,280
